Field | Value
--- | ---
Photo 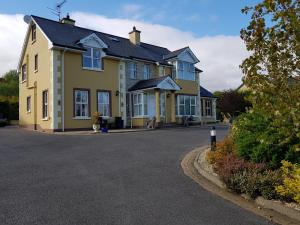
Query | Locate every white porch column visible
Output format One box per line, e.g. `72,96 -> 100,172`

155,89 -> 160,123
212,99 -> 217,121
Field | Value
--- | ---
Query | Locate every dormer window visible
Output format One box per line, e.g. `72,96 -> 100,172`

82,47 -> 102,70
177,61 -> 195,81
31,24 -> 36,42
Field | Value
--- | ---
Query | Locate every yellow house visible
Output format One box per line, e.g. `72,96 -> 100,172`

18,15 -> 206,131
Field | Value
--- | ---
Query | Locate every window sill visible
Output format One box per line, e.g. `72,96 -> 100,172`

82,67 -> 103,72
26,111 -> 31,114
175,78 -> 196,82
21,80 -> 26,84
132,116 -> 149,119
31,40 -> 36,45
176,115 -> 198,118
42,117 -> 49,121
73,117 -> 91,120
34,70 -> 38,73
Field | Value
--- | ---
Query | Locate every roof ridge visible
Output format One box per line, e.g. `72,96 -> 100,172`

31,15 -> 170,51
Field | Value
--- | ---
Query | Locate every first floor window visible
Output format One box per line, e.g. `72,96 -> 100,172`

22,64 -> 27,81
133,93 -> 147,116
74,89 -> 89,117
42,90 -> 48,118
128,62 -> 138,79
205,99 -> 212,116
26,96 -> 31,112
177,61 -> 195,81
176,95 -> 196,116
143,64 -> 150,79
97,91 -> 110,117
34,54 -> 38,71
82,47 -> 102,70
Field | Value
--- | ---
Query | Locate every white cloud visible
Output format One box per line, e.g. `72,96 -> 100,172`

0,14 -> 27,76
0,12 -> 248,91
120,4 -> 143,20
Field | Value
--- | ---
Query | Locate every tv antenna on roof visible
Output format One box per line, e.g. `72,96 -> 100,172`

47,0 -> 67,21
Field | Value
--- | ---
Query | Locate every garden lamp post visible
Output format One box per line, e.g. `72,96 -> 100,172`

210,126 -> 216,151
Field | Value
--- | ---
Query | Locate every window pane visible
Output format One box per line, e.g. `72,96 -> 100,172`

179,95 -> 184,105
179,105 -> 184,115
93,58 -> 100,68
75,104 -> 81,117
191,106 -> 196,115
83,57 -> 92,68
185,97 -> 191,115
81,91 -> 88,103
191,96 -> 196,105
93,48 -> 101,58
84,48 -> 92,57
134,105 -> 138,116
82,104 -> 88,116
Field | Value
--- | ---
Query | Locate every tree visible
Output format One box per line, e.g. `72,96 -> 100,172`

214,90 -> 251,120
0,70 -> 19,98
239,0 -> 300,160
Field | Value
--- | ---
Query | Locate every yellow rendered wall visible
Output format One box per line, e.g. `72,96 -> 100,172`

176,79 -> 198,95
63,52 -> 120,129
19,24 -> 52,130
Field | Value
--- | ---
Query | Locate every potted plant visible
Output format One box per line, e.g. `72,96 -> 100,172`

92,112 -> 100,132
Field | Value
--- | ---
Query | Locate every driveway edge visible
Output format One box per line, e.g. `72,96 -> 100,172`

181,147 -> 300,225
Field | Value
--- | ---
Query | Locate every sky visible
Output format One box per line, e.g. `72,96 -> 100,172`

0,0 -> 260,91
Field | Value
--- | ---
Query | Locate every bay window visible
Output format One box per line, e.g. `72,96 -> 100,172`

97,91 -> 111,117
177,61 -> 195,81
83,47 -> 102,70
205,99 -> 212,116
74,89 -> 90,118
176,95 -> 197,116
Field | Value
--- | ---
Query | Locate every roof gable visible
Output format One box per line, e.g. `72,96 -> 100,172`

78,33 -> 108,49
178,48 -> 200,63
128,76 -> 181,91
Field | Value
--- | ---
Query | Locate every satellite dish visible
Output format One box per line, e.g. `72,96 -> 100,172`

23,15 -> 31,24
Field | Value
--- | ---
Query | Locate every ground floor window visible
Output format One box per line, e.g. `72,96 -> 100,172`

42,90 -> 48,119
26,96 -> 31,112
74,89 -> 90,118
97,91 -> 111,117
133,92 -> 147,116
176,95 -> 196,116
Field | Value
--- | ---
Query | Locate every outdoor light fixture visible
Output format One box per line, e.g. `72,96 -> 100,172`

210,126 -> 217,151
115,90 -> 120,96
167,93 -> 170,98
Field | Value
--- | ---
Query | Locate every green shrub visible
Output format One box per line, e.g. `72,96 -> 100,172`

232,111 -> 300,168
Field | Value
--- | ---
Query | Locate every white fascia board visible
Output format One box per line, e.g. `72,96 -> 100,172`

78,33 -> 108,49
157,76 -> 181,91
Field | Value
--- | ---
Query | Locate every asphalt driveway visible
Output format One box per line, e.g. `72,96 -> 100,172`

0,126 -> 273,225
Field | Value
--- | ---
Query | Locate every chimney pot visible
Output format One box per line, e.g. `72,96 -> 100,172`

60,13 -> 75,25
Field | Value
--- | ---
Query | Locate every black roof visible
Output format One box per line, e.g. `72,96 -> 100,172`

128,76 -> 174,91
32,16 -> 175,65
200,86 -> 216,98
163,47 -> 189,60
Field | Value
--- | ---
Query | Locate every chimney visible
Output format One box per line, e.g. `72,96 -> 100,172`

60,13 -> 75,25
129,26 -> 141,45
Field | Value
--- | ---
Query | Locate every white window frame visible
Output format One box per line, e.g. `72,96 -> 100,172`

133,92 -> 147,117
82,47 -> 102,71
128,62 -> 138,79
74,89 -> 90,119
42,90 -> 48,119
205,99 -> 212,116
97,91 -> 111,117
176,61 -> 195,81
143,64 -> 150,79
176,95 -> 197,116
21,64 -> 27,82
